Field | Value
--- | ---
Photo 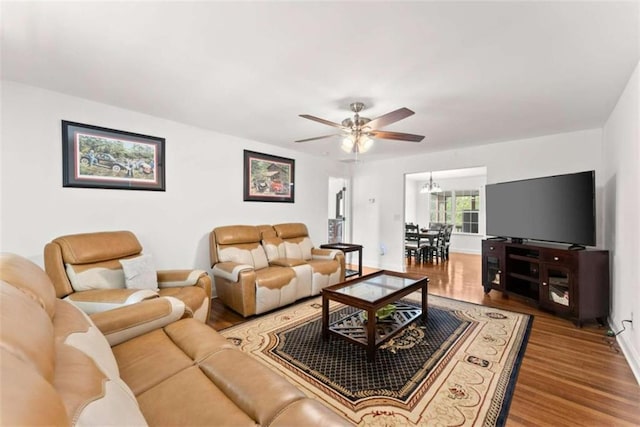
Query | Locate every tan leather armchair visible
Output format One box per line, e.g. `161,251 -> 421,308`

44,230 -> 211,322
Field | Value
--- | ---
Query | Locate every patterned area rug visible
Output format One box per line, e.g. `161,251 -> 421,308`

220,294 -> 532,426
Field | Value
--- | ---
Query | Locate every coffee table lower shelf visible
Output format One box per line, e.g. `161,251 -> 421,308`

326,302 -> 423,361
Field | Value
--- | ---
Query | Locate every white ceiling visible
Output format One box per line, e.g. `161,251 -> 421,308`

2,1 -> 638,162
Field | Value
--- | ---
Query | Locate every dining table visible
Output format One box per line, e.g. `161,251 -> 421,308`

418,230 -> 440,245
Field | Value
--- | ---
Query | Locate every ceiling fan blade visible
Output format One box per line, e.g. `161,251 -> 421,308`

299,114 -> 347,130
365,107 -> 414,130
370,130 -> 425,142
295,134 -> 341,143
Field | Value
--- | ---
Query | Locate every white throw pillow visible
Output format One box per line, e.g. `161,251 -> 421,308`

119,254 -> 158,291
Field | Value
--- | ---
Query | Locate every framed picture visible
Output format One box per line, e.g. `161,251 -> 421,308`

62,121 -> 165,191
243,150 -> 295,203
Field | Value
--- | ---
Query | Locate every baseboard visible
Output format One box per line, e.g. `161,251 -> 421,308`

609,314 -> 640,385
450,248 -> 481,255
616,331 -> 640,385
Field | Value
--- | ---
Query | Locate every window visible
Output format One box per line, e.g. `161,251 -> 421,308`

455,190 -> 480,233
430,191 -> 452,225
430,189 -> 480,234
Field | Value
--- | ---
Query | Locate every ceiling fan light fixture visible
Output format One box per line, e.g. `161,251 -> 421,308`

357,136 -> 374,153
341,136 -> 355,153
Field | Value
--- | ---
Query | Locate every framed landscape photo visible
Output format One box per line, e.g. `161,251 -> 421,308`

244,150 -> 295,203
62,121 -> 165,191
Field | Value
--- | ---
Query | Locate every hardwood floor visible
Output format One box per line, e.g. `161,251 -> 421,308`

209,253 -> 640,426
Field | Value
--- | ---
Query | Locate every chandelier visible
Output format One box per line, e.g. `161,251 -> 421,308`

420,172 -> 442,193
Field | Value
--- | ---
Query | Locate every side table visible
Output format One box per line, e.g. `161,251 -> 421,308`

319,243 -> 363,278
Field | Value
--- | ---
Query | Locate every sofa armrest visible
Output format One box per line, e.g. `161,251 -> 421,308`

212,262 -> 254,282
90,296 -> 185,346
157,269 -> 212,307
64,288 -> 159,315
157,269 -> 207,288
311,248 -> 339,260
270,258 -> 307,267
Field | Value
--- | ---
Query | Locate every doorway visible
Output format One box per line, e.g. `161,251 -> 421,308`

404,167 -> 487,256
328,177 -> 350,244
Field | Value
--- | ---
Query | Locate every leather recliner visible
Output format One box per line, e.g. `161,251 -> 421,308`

44,230 -> 211,322
210,223 -> 345,317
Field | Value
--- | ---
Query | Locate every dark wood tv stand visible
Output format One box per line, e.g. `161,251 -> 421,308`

481,239 -> 610,326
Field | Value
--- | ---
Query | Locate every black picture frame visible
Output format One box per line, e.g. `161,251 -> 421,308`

62,120 -> 166,191
243,150 -> 295,203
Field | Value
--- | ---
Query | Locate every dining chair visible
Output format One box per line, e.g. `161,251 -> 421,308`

442,224 -> 453,260
425,228 -> 446,263
405,223 -> 423,264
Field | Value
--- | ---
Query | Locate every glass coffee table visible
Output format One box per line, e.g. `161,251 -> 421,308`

321,270 -> 429,362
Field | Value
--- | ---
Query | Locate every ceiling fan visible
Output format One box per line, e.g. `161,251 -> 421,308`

295,102 -> 425,154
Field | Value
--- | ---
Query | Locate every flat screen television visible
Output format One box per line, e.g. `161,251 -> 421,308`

485,170 -> 595,247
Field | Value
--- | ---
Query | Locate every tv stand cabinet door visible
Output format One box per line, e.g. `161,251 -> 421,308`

539,263 -> 574,316
482,240 -> 505,293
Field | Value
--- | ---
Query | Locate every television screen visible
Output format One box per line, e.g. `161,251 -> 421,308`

485,171 -> 595,246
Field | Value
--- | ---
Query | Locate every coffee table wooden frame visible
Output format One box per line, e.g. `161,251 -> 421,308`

321,270 -> 429,362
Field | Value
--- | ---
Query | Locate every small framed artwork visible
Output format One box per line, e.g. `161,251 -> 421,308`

62,121 -> 166,191
243,150 -> 295,203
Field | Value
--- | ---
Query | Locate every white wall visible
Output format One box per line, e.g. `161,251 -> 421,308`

352,128 -> 604,271
602,61 -> 639,383
404,179 -> 418,224
0,82 -> 348,275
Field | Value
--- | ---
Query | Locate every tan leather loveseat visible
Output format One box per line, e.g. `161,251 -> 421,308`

0,253 -> 352,426
210,223 -> 345,317
44,230 -> 211,322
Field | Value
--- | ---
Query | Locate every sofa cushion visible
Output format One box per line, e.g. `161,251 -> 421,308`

199,348 -> 306,426
163,318 -> 234,362
120,254 -> 159,291
112,328 -> 195,396
217,243 -> 269,270
65,259 -> 128,291
138,366 -> 255,427
262,236 -> 286,261
283,237 -> 314,260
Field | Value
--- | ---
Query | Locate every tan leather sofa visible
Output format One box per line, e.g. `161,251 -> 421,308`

210,223 -> 345,317
0,253 -> 352,426
44,230 -> 211,322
